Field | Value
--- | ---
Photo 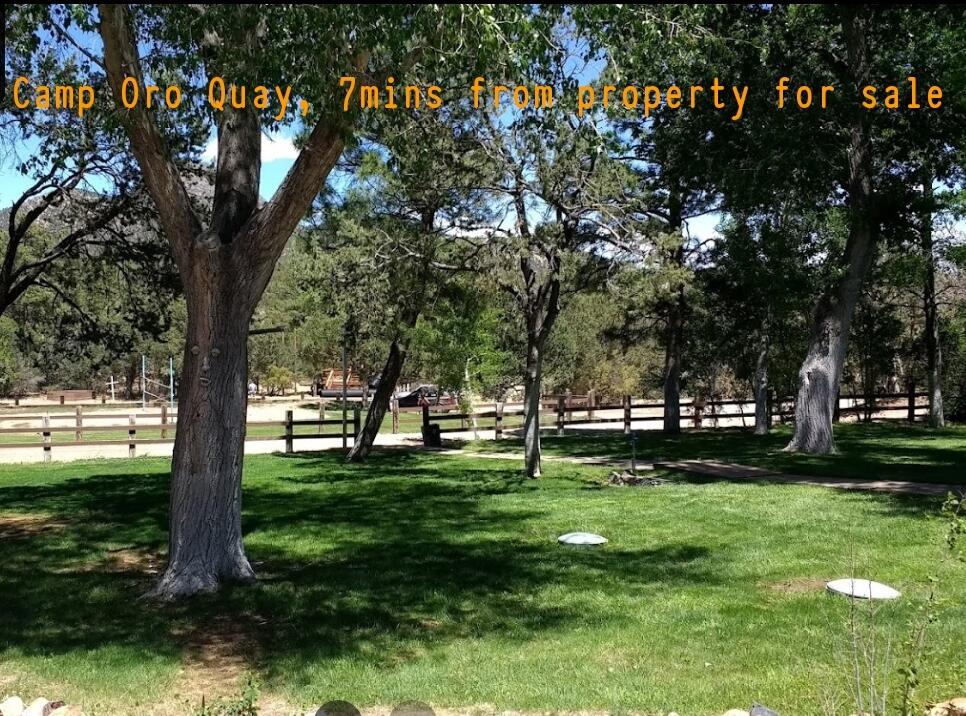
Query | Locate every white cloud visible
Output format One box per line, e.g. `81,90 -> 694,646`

201,132 -> 299,164
260,133 -> 299,162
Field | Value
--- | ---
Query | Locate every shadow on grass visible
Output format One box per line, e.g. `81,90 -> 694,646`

461,423 -> 966,485
0,451 -> 717,686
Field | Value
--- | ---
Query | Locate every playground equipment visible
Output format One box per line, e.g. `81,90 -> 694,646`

141,355 -> 175,408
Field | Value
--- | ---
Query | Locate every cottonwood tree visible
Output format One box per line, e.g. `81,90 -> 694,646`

584,5 -> 728,434
598,4 -> 966,452
303,118 -> 488,462
914,170 -> 965,427
921,174 -> 944,427
479,114 -> 634,477
90,3 -> 529,598
697,212 -> 817,434
778,6 -> 965,452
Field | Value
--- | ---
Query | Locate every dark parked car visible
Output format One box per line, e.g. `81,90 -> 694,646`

396,385 -> 457,408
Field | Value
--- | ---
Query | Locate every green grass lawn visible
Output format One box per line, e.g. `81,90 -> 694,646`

1,448 -> 964,715
465,422 -> 966,485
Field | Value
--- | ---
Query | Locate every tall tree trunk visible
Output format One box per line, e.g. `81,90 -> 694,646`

786,7 -> 877,454
124,357 -> 137,400
922,169 -> 945,428
150,261 -> 258,599
347,338 -> 406,462
523,338 -> 544,478
464,359 -> 479,439
662,198 -> 685,434
753,326 -> 771,435
99,4 -> 351,599
663,288 -> 684,433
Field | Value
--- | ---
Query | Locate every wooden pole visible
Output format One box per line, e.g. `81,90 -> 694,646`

75,406 -> 83,442
556,396 -> 565,437
42,416 -> 51,463
353,406 -> 361,441
693,400 -> 704,429
341,342 -> 348,451
587,389 -> 596,422
495,401 -> 504,439
160,404 -> 168,440
391,395 -> 399,434
285,409 -> 293,453
908,379 -> 917,422
623,395 -> 632,434
128,415 -> 136,457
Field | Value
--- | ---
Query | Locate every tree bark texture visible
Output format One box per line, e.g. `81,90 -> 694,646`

347,338 -> 406,462
922,170 -> 945,428
153,257 -> 258,598
523,335 -> 545,478
663,288 -> 684,434
662,200 -> 685,434
100,4 -> 351,598
753,327 -> 771,435
519,241 -> 562,479
787,7 -> 877,454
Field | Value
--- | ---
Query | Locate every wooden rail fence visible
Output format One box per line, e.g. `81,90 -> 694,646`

419,391 -> 930,444
0,391 -> 930,460
2,405 -> 363,462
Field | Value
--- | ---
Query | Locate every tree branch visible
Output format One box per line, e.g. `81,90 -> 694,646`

246,52 -> 370,273
98,3 -> 201,255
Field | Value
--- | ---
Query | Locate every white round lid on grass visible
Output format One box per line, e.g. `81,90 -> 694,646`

826,578 -> 900,600
558,532 -> 608,546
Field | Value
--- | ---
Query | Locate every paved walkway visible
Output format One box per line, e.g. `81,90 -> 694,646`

435,449 -> 964,498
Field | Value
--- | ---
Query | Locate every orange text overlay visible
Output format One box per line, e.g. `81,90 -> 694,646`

340,76 -> 944,120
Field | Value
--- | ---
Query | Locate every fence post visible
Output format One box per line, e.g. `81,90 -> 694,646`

693,399 -> 704,429
391,396 -> 399,434
75,406 -> 83,442
161,404 -> 168,440
421,403 -> 434,448
284,409 -> 293,454
587,389 -> 596,422
42,416 -> 51,463
556,396 -> 566,437
318,400 -> 326,434
565,389 -> 573,423
353,406 -> 361,438
623,395 -> 632,434
128,415 -> 136,458
495,401 -> 504,439
907,380 -> 916,422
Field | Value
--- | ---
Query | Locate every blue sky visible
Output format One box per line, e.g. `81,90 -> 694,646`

1,15 -> 725,243
0,130 -> 301,205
